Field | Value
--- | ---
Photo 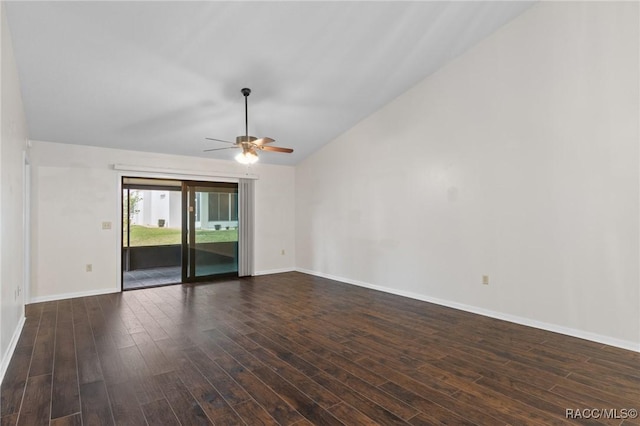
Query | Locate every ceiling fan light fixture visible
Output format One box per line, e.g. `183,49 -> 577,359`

204,88 -> 293,160
235,149 -> 258,164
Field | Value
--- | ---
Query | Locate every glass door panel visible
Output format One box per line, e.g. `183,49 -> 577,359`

121,178 -> 183,290
183,182 -> 239,281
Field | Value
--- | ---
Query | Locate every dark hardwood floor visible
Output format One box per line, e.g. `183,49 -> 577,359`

1,272 -> 638,425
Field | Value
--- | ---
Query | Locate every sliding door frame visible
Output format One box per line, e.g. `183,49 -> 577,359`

182,180 -> 239,283
121,177 -> 183,291
118,172 -> 249,291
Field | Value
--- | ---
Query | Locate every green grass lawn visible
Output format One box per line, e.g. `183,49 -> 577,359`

124,225 -> 238,246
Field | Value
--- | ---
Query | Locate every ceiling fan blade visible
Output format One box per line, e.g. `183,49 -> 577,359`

203,146 -> 238,152
204,89 -> 292,157
205,137 -> 234,144
253,137 -> 275,145
260,145 -> 294,153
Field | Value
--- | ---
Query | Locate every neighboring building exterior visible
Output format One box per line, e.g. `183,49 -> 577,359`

131,189 -> 238,230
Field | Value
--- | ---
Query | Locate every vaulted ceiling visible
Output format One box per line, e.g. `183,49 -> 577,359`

5,1 -> 534,165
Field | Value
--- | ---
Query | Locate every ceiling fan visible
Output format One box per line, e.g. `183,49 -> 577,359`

204,88 -> 293,164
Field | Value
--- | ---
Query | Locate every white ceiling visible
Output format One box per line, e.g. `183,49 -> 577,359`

5,1 -> 534,165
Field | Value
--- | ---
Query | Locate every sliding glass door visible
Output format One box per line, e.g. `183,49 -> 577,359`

182,181 -> 239,282
122,178 -> 183,290
122,177 -> 239,290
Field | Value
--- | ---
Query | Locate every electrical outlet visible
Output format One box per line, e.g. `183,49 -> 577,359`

482,275 -> 489,285
102,221 -> 112,230
86,264 -> 93,272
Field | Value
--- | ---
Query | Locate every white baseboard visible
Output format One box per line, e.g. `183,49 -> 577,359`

29,287 -> 120,304
0,315 -> 26,384
295,268 -> 640,353
253,267 -> 296,276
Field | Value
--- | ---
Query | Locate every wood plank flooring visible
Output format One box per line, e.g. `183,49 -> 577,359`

1,272 -> 638,425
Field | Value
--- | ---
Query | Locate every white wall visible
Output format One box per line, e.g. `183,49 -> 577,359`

255,162 -> 295,274
140,190 -> 152,226
150,190 -> 170,227
295,2 -> 640,350
30,141 -> 295,301
169,191 -> 181,229
0,2 -> 28,377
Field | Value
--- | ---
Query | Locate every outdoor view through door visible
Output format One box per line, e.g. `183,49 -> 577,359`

183,182 -> 239,281
122,177 -> 239,290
